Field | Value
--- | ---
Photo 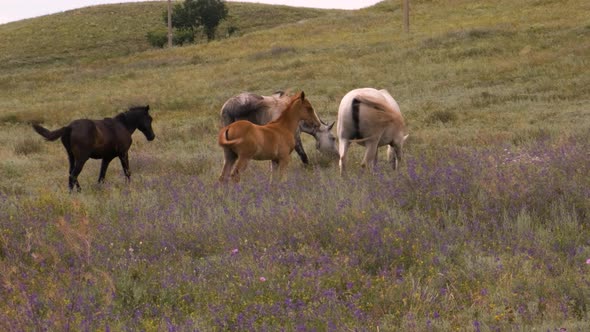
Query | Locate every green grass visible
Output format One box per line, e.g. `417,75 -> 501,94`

0,0 -> 589,330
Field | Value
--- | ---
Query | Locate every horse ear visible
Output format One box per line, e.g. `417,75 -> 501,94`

328,121 -> 335,130
300,91 -> 305,100
145,105 -> 150,112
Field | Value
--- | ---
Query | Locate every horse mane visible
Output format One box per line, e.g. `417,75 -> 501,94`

115,105 -> 149,128
128,105 -> 149,112
263,91 -> 291,111
114,112 -> 126,122
266,92 -> 303,125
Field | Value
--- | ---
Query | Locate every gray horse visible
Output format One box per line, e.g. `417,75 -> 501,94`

220,91 -> 338,164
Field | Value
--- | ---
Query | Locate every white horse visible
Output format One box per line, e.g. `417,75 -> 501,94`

337,88 -> 408,176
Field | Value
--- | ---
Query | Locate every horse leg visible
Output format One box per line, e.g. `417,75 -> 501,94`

70,155 -> 89,192
99,157 -> 114,183
230,157 -> 249,183
276,158 -> 290,183
338,138 -> 350,177
62,137 -> 75,190
373,148 -> 379,168
219,148 -> 237,183
391,143 -> 403,170
66,150 -> 75,189
119,153 -> 131,182
270,160 -> 280,184
361,142 -> 379,173
293,131 -> 309,165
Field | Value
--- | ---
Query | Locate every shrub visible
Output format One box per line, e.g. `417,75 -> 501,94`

167,0 -> 228,42
173,29 -> 195,46
146,30 -> 168,48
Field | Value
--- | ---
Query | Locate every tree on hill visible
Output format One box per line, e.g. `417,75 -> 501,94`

168,0 -> 228,42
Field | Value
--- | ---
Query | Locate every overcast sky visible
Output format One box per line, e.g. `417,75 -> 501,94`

0,0 -> 383,24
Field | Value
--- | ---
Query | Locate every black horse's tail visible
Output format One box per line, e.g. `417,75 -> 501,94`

32,124 -> 69,141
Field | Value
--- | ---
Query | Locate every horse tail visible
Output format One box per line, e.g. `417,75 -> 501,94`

218,127 -> 243,147
350,129 -> 386,144
32,124 -> 69,141
354,94 -> 391,113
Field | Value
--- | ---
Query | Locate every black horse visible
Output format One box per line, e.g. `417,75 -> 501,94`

33,105 -> 155,191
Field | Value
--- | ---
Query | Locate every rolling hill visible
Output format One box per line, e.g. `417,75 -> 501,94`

0,1 -> 334,69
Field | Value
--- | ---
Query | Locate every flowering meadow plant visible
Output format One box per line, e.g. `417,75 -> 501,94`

1,136 -> 588,330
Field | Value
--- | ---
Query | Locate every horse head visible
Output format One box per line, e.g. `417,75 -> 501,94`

300,120 -> 338,155
290,91 -> 321,129
130,105 -> 156,141
315,121 -> 338,155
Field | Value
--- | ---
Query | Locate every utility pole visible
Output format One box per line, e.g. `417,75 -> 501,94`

403,0 -> 410,33
167,0 -> 173,47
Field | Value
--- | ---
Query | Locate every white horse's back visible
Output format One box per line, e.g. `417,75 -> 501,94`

337,88 -> 408,176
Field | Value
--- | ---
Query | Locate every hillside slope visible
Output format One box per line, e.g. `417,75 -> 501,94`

0,0 -> 588,143
0,1 -> 333,69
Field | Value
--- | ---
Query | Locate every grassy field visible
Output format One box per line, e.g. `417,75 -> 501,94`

1,0 -> 589,330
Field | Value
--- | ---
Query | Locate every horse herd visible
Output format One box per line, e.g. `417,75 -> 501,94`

32,88 -> 408,191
